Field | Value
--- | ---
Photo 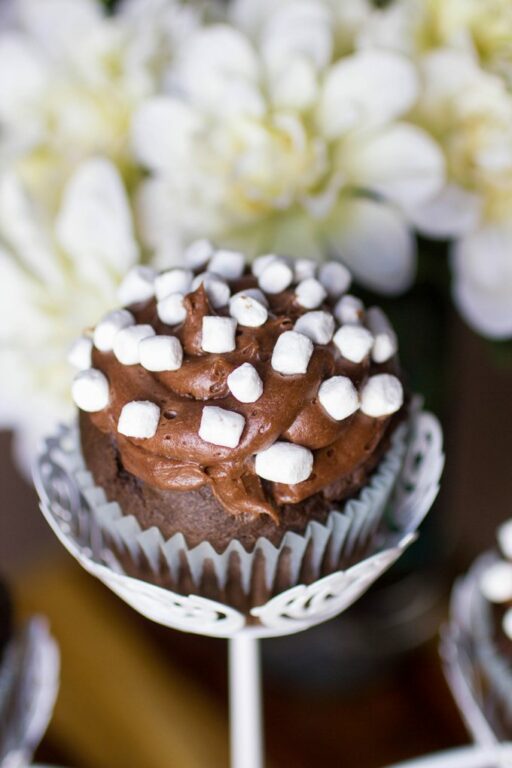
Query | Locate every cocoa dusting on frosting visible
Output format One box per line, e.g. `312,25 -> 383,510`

73,252 -> 404,522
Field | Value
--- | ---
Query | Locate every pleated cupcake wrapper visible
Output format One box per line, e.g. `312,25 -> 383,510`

72,417 -> 409,606
0,619 -> 59,768
442,554 -> 512,750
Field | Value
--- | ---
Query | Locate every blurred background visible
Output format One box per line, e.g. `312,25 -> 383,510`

2,0 -> 512,765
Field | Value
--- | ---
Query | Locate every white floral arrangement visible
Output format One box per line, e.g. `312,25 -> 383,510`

1,0 -> 511,470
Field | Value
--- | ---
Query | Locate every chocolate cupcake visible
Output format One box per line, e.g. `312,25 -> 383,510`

70,245 -> 408,609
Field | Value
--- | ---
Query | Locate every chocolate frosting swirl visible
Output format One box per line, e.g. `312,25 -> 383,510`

87,274 -> 402,521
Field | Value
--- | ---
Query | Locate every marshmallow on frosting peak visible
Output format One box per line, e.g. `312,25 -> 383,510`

192,272 -> 231,308
113,324 -> 155,365
208,249 -> 245,280
318,261 -> 351,298
255,442 -> 313,484
199,405 -> 245,448
271,331 -> 314,375
72,368 -> 109,412
202,316 -> 237,353
334,295 -> 364,325
294,258 -> 317,282
318,376 -> 359,421
68,335 -> 93,370
366,307 -> 398,364
118,400 -> 160,439
295,278 -> 327,309
184,239 -> 214,269
158,292 -> 187,325
227,363 -> 263,403
294,311 -> 334,345
229,292 -> 268,327
251,253 -> 279,278
480,562 -> 512,603
140,335 -> 183,372
258,258 -> 294,294
333,324 -> 374,363
360,374 -> 403,417
117,266 -> 156,306
155,268 -> 193,301
94,309 -> 134,352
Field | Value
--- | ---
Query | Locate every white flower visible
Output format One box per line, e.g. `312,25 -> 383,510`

0,0 -> 197,211
0,158 -> 139,472
133,0 -> 445,294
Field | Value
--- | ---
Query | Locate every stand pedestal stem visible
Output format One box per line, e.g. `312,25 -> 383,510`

229,636 -> 263,768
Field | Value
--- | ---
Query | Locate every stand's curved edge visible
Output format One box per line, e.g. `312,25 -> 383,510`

385,744 -> 512,768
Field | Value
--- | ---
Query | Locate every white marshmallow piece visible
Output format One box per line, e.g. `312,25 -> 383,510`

232,287 -> 268,307
201,316 -> 237,353
295,278 -> 327,309
118,400 -> 160,439
184,238 -> 214,269
480,562 -> 512,603
192,272 -> 231,308
113,324 -> 155,365
258,259 -> 293,294
503,608 -> 512,640
139,335 -> 183,372
318,376 -> 359,421
255,442 -> 313,484
319,261 -> 351,298
294,258 -> 317,282
334,295 -> 364,325
229,292 -> 268,327
155,269 -> 193,301
72,369 -> 109,412
252,253 -> 278,278
199,406 -> 245,448
272,331 -> 313,375
117,266 -> 156,306
498,519 -> 512,559
360,374 -> 404,418
208,249 -> 245,280
157,292 -> 187,325
333,324 -> 374,363
93,309 -> 135,352
366,307 -> 398,364
294,311 -> 334,345
227,363 -> 263,403
68,335 -> 93,370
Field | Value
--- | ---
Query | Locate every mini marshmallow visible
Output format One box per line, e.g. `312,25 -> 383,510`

155,269 -> 193,301
319,261 -> 351,298
318,376 -> 359,421
140,335 -> 183,372
480,562 -> 512,603
157,292 -> 187,325
208,249 -> 245,280
333,324 -> 374,363
295,278 -> 327,309
113,324 -> 155,365
255,442 -> 313,484
227,363 -> 263,403
118,400 -> 160,439
199,406 -> 245,448
93,309 -> 135,352
117,266 -> 156,306
184,238 -> 214,269
498,519 -> 512,559
252,253 -> 278,278
258,259 -> 294,294
192,272 -> 231,308
294,311 -> 334,345
366,307 -> 398,364
271,331 -> 313,375
68,335 -> 93,370
503,608 -> 512,640
232,287 -> 268,307
72,368 -> 109,412
294,258 -> 317,282
334,295 -> 364,325
360,374 -> 404,418
229,292 -> 268,327
201,316 -> 237,353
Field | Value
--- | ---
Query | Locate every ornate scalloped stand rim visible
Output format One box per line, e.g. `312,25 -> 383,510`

385,744 -> 512,768
34,407 -> 443,768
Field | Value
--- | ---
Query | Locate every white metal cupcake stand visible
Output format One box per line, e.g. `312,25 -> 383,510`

35,409 -> 444,768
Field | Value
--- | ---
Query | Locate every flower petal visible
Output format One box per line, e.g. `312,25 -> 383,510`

268,57 -> 318,111
261,1 -> 333,71
18,0 -> 102,58
318,49 -> 418,138
0,34 -> 47,121
56,158 -> 138,284
132,97 -> 200,173
452,225 -> 512,338
409,183 -> 482,239
324,197 -> 416,295
344,123 -> 445,208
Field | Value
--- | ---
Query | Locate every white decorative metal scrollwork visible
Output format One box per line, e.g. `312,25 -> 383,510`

35,408 -> 443,639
